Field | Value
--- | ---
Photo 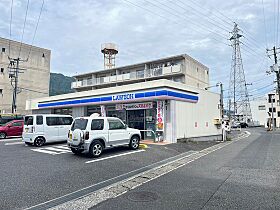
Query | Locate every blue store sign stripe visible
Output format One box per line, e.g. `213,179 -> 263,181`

38,89 -> 198,108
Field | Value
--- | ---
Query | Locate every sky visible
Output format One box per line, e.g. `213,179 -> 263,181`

0,0 -> 279,100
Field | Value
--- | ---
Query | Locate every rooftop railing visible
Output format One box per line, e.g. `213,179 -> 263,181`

71,64 -> 183,89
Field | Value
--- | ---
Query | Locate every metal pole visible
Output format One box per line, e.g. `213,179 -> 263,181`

271,94 -> 275,131
220,83 -> 224,119
273,47 -> 280,103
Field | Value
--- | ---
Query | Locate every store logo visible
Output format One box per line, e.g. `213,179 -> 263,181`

112,93 -> 135,101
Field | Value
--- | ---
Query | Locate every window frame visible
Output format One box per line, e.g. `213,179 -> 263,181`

36,115 -> 43,125
12,122 -> 22,127
46,117 -> 59,126
108,119 -> 126,130
91,119 -> 104,130
24,116 -> 34,126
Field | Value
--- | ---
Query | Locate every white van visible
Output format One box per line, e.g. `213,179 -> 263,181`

22,114 -> 73,147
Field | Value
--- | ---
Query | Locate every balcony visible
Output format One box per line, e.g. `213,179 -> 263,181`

71,64 -> 183,89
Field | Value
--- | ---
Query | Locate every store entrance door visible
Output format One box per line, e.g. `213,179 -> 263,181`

127,110 -> 145,138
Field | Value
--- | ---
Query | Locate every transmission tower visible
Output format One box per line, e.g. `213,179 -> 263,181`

228,23 -> 252,123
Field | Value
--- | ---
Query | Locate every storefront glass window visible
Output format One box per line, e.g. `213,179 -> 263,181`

53,108 -> 72,115
87,106 -> 101,116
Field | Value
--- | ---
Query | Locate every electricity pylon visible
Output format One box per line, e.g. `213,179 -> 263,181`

228,23 -> 252,123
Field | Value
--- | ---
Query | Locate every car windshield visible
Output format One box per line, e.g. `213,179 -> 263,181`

0,122 -> 10,127
24,116 -> 34,126
71,118 -> 88,131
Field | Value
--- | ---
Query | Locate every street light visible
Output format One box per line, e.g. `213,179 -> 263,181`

205,82 -> 224,120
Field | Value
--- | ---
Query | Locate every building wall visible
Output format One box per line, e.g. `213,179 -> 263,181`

73,54 -> 209,92
267,93 -> 280,128
250,99 -> 267,126
184,55 -> 209,89
0,37 -> 50,114
175,91 -> 221,139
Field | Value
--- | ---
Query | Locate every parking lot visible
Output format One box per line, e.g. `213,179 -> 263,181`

0,137 -> 217,210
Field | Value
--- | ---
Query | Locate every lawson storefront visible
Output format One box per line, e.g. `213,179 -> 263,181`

27,80 -> 221,143
34,88 -> 198,142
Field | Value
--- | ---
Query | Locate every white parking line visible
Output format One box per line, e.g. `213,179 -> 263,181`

54,145 -> 70,150
30,144 -> 71,155
85,150 -> 145,164
44,147 -> 71,153
31,149 -> 60,155
0,138 -> 22,142
5,142 -> 24,145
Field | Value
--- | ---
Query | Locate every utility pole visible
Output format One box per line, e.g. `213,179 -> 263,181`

8,57 -> 25,114
270,94 -> 275,131
218,82 -> 224,119
267,47 -> 280,101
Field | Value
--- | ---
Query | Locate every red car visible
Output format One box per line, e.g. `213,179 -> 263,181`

0,120 -> 24,139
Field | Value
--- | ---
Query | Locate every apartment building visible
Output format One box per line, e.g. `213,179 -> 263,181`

71,54 -> 209,91
0,37 -> 51,114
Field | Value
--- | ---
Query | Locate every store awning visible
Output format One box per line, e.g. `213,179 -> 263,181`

38,88 -> 199,109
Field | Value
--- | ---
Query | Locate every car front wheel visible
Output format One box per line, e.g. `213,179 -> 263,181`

34,137 -> 45,147
0,132 -> 6,139
88,140 -> 103,158
129,136 -> 140,150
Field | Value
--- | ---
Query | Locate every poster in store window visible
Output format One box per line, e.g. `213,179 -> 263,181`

100,105 -> 106,117
156,101 -> 165,131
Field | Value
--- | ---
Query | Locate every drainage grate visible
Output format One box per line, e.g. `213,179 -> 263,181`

127,191 -> 159,202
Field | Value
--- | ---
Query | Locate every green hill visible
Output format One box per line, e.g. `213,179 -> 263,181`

49,73 -> 75,96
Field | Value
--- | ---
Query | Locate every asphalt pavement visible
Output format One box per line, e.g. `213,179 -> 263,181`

0,137 -> 216,210
92,128 -> 280,210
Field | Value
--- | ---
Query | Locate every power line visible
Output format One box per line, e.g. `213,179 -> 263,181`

262,0 -> 268,49
172,0 -> 232,32
241,42 -> 266,57
276,0 -> 280,47
18,0 -> 30,58
144,0 -> 229,41
27,0 -> 45,60
177,0 -> 233,27
242,36 -> 266,54
248,83 -> 274,93
18,87 -> 48,94
8,0 -> 14,59
273,0 -> 277,46
122,0 -> 229,46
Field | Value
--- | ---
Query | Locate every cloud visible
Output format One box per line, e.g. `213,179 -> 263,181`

0,0 -> 277,98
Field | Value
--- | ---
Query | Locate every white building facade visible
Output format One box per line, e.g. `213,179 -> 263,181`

250,98 -> 267,126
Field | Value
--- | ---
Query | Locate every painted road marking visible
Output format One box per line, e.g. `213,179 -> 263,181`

54,145 -> 70,150
43,147 -> 71,153
30,149 -> 59,155
26,150 -> 197,210
0,138 -> 22,142
43,131 -> 251,210
85,150 -> 146,164
139,144 -> 148,149
31,145 -> 71,155
5,142 -> 24,145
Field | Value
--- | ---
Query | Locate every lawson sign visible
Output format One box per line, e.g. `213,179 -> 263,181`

38,89 -> 199,108
112,93 -> 135,101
